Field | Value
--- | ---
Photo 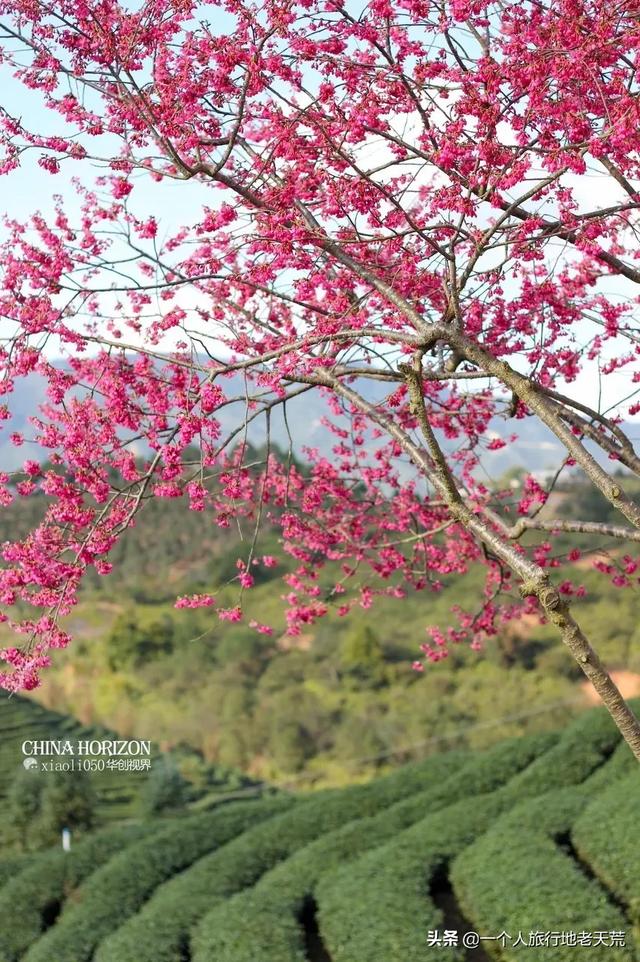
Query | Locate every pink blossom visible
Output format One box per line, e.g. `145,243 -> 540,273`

218,606 -> 243,622
174,594 -> 216,609
0,0 -> 635,703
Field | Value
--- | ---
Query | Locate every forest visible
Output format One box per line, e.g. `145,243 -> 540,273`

2,459 -> 638,786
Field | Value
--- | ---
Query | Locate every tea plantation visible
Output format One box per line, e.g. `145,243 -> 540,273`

1,702 -> 639,961
0,692 -> 151,826
0,691 -> 259,839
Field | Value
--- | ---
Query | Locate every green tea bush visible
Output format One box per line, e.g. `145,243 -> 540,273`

24,797 -> 291,962
307,710 -> 629,962
315,793 -> 504,962
192,795 -> 484,962
572,770 -> 640,929
191,732 -> 555,962
497,703 -> 625,803
17,704 -> 635,962
0,854 -> 31,889
5,767 -> 45,850
0,823 -> 149,962
451,789 -> 635,961
580,739 -> 637,793
139,757 -> 189,816
96,749 -> 470,962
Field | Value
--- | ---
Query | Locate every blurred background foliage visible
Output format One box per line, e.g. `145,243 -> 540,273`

1,460 -> 639,788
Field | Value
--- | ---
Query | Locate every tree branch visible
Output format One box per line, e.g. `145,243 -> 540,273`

506,518 -> 640,542
296,366 -> 640,762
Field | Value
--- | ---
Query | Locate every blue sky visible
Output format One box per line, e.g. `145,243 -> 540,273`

0,20 -> 638,422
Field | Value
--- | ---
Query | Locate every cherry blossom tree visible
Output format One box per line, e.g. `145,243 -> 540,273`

2,0 -> 640,758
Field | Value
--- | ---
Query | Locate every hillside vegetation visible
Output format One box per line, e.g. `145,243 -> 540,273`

0,702 -> 638,962
3,471 -> 640,785
0,692 -> 150,825
0,692 -> 259,851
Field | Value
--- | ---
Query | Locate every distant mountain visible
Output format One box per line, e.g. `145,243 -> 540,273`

0,367 -> 633,478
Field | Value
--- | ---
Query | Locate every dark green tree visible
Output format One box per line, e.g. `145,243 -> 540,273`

340,624 -> 386,687
140,758 -> 189,817
6,766 -> 45,850
270,721 -> 314,773
35,769 -> 96,847
106,610 -> 174,669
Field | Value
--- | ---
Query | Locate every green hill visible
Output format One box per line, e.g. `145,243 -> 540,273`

1,703 -> 638,962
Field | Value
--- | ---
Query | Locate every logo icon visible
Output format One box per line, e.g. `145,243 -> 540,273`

23,758 -> 38,771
